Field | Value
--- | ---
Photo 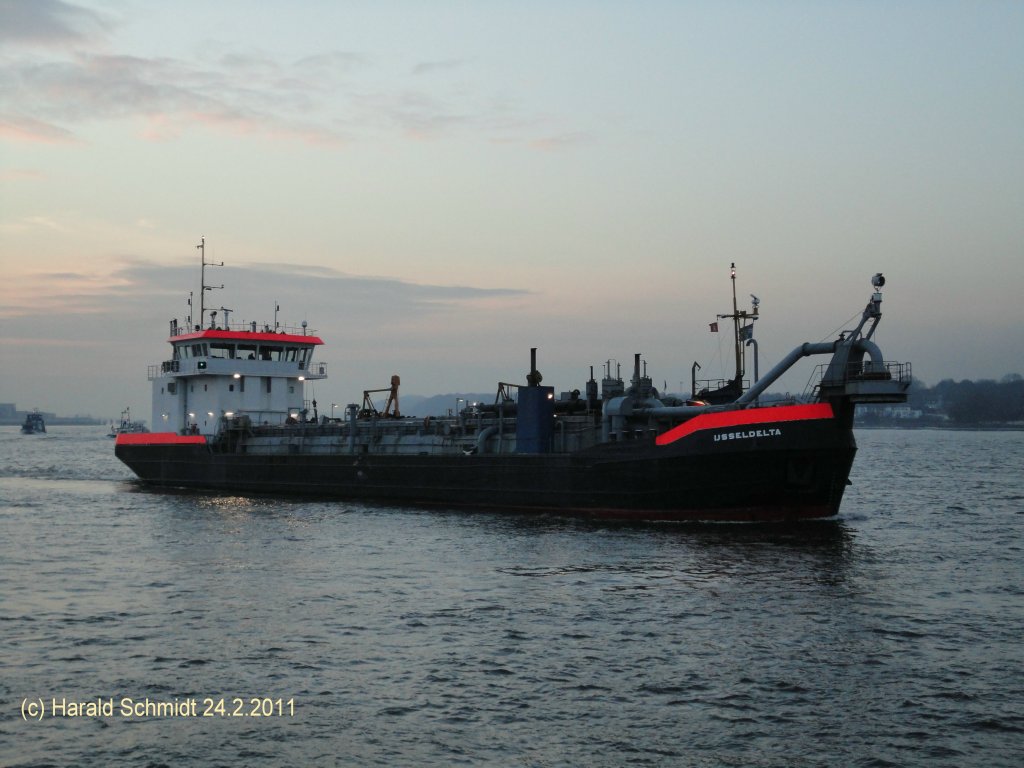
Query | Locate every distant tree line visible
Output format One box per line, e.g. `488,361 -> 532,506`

909,374 -> 1024,424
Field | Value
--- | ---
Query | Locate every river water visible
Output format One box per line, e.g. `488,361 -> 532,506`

1,426 -> 1022,767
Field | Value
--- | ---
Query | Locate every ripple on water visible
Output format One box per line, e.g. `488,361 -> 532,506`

2,427 -> 1023,766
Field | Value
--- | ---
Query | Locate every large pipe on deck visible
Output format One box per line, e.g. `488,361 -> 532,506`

627,337 -> 888,421
476,426 -> 499,454
735,342 -> 837,405
634,341 -> 837,416
856,339 -> 885,370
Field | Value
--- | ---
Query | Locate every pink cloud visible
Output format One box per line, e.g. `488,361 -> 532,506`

0,167 -> 46,181
0,116 -> 79,144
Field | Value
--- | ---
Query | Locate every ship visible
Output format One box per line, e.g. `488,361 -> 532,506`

21,412 -> 46,434
108,407 -> 149,438
116,244 -> 911,521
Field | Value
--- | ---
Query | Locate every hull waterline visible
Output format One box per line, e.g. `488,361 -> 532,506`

116,407 -> 857,522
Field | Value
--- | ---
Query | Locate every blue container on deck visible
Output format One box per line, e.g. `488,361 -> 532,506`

516,386 -> 554,453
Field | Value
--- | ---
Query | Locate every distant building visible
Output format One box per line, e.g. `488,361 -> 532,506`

884,406 -> 922,419
0,403 -> 16,419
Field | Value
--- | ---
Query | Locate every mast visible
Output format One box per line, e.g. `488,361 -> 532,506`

716,262 -> 744,383
708,262 -> 758,397
730,262 -> 742,379
197,236 -> 224,329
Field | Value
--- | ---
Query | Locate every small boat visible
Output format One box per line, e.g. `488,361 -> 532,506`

108,407 -> 149,438
21,412 -> 46,434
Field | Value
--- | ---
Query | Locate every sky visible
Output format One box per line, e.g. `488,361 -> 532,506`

1,0 -> 1022,420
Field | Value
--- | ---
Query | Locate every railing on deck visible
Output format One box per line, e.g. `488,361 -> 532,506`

170,320 -> 318,337
804,360 -> 912,400
693,377 -> 749,392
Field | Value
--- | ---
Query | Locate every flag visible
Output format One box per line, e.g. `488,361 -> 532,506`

740,324 -> 754,341
709,322 -> 718,332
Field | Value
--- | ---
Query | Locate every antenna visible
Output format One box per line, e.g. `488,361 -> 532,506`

197,236 -> 224,329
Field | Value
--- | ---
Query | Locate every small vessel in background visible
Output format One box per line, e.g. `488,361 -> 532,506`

21,412 -> 46,434
108,407 -> 149,438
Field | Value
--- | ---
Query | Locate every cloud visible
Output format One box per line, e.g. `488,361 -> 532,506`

184,262 -> 530,320
413,59 -> 465,76
0,115 -> 79,144
362,90 -> 471,139
1,45 -> 473,147
0,3 -> 584,149
0,336 -> 103,348
0,49 -> 351,145
0,167 -> 46,181
294,51 -> 365,75
528,131 -> 592,151
0,263 -> 141,320
0,0 -> 108,46
0,260 -> 530,323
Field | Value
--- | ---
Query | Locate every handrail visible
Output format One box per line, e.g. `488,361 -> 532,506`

170,320 -> 318,336
804,360 -> 912,399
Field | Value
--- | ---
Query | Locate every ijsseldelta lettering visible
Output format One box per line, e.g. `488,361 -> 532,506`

713,428 -> 782,442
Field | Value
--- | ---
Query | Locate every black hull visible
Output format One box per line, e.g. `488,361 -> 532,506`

116,415 -> 857,522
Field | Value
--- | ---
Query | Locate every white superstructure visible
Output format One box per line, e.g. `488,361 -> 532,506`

148,320 -> 326,435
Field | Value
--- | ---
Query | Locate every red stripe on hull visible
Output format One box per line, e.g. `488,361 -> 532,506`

115,432 -> 207,446
655,402 -> 835,446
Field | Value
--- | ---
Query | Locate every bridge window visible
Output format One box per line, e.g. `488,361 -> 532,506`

237,343 -> 257,360
210,342 -> 234,359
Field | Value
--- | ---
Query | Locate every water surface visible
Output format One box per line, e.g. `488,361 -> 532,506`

2,427 -> 1022,766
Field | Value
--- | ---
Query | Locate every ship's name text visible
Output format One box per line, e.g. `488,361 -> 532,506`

713,428 -> 782,442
